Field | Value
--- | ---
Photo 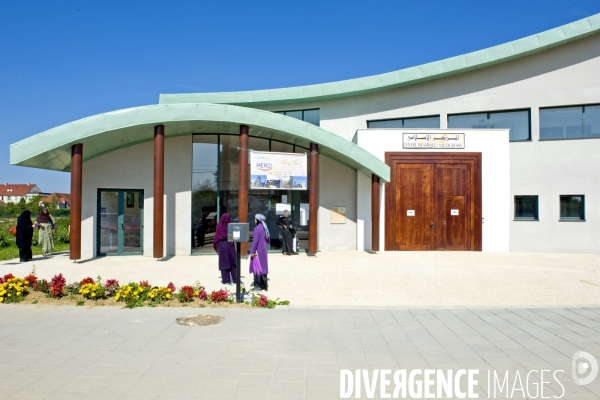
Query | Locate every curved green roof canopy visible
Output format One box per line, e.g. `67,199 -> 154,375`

160,13 -> 600,106
10,103 -> 390,181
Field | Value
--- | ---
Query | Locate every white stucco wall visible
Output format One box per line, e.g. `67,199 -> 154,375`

318,156 -> 358,251
356,129 -> 510,252
81,136 -> 192,258
510,141 -> 600,253
256,33 -> 600,253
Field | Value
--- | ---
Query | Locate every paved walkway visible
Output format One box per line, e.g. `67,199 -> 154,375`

1,306 -> 600,399
1,251 -> 600,307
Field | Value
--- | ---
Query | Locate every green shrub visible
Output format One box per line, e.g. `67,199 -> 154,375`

54,218 -> 70,244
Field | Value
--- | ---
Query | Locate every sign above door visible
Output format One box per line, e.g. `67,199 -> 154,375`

402,133 -> 465,149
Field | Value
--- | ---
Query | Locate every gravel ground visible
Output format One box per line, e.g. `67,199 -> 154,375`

1,250 -> 599,307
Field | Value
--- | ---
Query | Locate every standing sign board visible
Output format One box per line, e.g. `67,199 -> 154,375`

250,151 -> 307,190
403,133 -> 465,149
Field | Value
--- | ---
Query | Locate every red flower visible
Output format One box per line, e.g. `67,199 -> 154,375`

51,274 -> 66,298
80,277 -> 95,285
24,274 -> 37,285
258,294 -> 269,307
210,289 -> 229,303
179,285 -> 194,302
197,286 -> 208,301
0,273 -> 15,283
139,280 -> 152,289
167,282 -> 176,293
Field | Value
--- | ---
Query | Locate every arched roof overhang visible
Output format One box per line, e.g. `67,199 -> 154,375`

10,103 -> 390,181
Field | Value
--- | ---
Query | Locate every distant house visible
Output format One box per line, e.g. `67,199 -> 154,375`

0,183 -> 43,204
39,193 -> 71,209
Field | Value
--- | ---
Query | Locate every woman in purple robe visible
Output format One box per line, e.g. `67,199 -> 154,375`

250,213 -> 270,290
213,213 -> 237,285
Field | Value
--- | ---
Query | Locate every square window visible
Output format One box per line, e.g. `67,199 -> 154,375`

514,196 -> 538,220
559,195 -> 585,220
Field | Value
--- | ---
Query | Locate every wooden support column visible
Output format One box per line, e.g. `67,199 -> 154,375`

153,125 -> 164,259
308,143 -> 319,256
69,144 -> 83,261
239,125 -> 249,255
371,174 -> 380,252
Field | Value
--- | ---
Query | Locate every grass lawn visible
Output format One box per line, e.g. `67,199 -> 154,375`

1,217 -> 70,261
0,243 -> 70,261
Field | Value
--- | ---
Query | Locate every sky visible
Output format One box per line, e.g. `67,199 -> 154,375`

1,1 -> 599,193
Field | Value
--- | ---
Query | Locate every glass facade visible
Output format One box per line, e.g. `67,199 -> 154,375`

540,105 -> 600,140
560,195 -> 585,220
97,189 -> 143,256
275,109 -> 320,126
367,115 -> 440,129
514,196 -> 538,220
448,110 -> 530,141
192,134 -> 310,254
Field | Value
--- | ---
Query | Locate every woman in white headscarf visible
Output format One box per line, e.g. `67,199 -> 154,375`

250,213 -> 270,290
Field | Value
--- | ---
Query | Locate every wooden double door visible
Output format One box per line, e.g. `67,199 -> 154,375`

385,152 -> 482,251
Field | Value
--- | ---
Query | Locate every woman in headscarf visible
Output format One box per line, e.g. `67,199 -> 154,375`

16,210 -> 34,262
212,213 -> 237,285
250,213 -> 270,290
276,210 -> 297,255
36,207 -> 55,256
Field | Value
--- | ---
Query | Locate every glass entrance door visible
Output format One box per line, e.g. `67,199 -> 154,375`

98,190 -> 143,256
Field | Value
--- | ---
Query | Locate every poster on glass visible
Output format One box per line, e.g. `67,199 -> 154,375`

250,151 -> 307,190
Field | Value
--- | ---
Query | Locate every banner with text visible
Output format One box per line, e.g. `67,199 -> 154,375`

403,133 -> 465,149
250,151 -> 307,190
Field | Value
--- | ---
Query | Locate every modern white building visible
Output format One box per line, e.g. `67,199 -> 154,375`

10,13 -> 600,258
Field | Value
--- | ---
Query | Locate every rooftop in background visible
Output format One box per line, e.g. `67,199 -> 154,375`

39,192 -> 71,208
0,183 -> 41,197
159,13 -> 600,106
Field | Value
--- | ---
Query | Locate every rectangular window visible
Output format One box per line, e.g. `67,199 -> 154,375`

276,109 -> 320,126
367,115 -> 440,129
448,110 -> 530,141
560,195 -> 585,221
540,105 -> 600,140
514,196 -> 538,220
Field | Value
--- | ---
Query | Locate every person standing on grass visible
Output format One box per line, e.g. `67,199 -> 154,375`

35,207 -> 55,256
212,213 -> 237,285
16,210 -> 34,262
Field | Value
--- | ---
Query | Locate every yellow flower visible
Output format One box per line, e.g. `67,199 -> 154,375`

17,292 -> 21,296
91,293 -> 96,297
0,297 -> 4,302
166,294 -> 170,299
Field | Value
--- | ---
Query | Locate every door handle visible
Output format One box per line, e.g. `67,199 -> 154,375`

121,223 -> 124,230
443,220 -> 446,226
430,221 -> 435,229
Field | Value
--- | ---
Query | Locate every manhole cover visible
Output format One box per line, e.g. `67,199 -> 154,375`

176,315 -> 224,326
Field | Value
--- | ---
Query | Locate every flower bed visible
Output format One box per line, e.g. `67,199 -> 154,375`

0,270 -> 289,309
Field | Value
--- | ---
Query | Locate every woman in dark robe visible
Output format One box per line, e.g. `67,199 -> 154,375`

16,210 -> 34,262
276,210 -> 296,255
250,214 -> 270,291
212,213 -> 237,285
